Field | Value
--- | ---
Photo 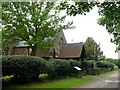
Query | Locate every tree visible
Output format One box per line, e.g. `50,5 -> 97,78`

58,1 -> 120,50
0,31 -> 1,48
2,1 -> 74,55
84,37 -> 105,60
58,2 -> 96,16
97,2 -> 120,50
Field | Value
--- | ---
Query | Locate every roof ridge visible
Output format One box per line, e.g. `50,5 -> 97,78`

60,42 -> 83,47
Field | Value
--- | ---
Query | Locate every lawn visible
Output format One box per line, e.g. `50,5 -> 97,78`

3,70 -> 119,90
99,69 -> 118,77
3,76 -> 93,90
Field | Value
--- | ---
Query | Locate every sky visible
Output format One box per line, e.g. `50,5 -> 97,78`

62,6 -> 118,59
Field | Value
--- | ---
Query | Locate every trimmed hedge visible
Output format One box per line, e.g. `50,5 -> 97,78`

105,58 -> 118,66
118,59 -> 120,68
45,59 -> 82,79
82,60 -> 94,69
2,55 -> 46,82
83,60 -> 115,75
2,56 -> 82,82
97,61 -> 115,69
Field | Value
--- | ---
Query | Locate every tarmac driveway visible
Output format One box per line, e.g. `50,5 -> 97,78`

74,70 -> 119,89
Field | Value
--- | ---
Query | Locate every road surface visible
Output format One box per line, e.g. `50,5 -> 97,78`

74,70 -> 120,89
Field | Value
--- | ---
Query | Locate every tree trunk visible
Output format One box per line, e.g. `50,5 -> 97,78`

31,46 -> 36,56
53,48 -> 56,58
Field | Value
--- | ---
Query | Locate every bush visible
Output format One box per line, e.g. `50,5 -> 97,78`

39,73 -> 48,81
2,55 -> 82,82
86,68 -> 100,75
97,61 -> 114,68
2,55 -> 46,82
114,65 -> 118,70
118,59 -> 120,68
82,60 -> 115,75
82,60 -> 94,70
105,58 -> 118,66
67,60 -> 82,77
45,59 -> 81,79
96,60 -> 115,73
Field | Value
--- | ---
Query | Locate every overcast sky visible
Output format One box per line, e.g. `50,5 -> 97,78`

63,6 -> 118,59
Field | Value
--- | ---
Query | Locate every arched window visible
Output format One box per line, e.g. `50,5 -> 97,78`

59,38 -> 64,45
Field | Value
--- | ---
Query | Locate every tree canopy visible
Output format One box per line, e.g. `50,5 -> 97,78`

2,1 -> 74,55
58,1 -> 120,50
84,37 -> 105,60
97,2 -> 120,51
0,30 -> 1,48
58,2 -> 96,16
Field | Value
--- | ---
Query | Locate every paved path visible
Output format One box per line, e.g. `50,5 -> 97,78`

73,71 -> 119,89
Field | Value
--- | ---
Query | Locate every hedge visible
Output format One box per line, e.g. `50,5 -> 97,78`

82,60 -> 94,69
2,55 -> 46,82
83,60 -> 115,69
118,59 -> 120,68
105,58 -> 118,66
82,60 -> 115,75
96,61 -> 115,69
45,59 -> 82,79
2,56 -> 82,82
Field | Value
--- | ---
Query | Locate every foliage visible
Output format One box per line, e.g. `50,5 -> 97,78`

104,58 -> 118,66
45,59 -> 81,79
82,60 -> 94,70
86,68 -> 100,75
3,76 -> 93,89
83,59 -> 115,75
118,59 -> 120,68
2,1 -> 74,55
97,60 -> 115,69
100,70 -> 118,78
58,2 -> 95,16
2,55 -> 82,82
96,59 -> 116,73
58,1 -> 120,50
39,73 -> 48,81
2,55 -> 46,82
97,2 -> 120,50
84,37 -> 105,60
100,58 -> 119,69
0,30 -> 1,48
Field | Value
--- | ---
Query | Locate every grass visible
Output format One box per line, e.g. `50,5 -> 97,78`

3,75 -> 13,79
3,76 -> 93,89
99,69 -> 118,77
3,70 -> 119,90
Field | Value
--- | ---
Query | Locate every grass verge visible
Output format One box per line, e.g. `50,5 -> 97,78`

99,69 -> 118,77
4,70 -> 118,90
3,76 -> 93,89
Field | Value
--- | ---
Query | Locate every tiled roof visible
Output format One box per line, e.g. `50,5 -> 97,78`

13,41 -> 29,48
58,43 -> 84,58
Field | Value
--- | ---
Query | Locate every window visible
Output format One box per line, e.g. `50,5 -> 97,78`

59,38 -> 64,45
16,49 -> 20,55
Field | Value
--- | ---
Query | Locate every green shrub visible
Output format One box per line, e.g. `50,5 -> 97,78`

83,60 -> 115,74
45,59 -> 81,79
2,55 -> 46,82
118,59 -> 120,68
114,65 -> 118,70
2,55 -> 82,82
96,60 -> 115,73
39,73 -> 48,81
105,58 -> 118,66
97,61 -> 114,68
67,60 -> 82,76
86,68 -> 100,75
82,60 -> 94,70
